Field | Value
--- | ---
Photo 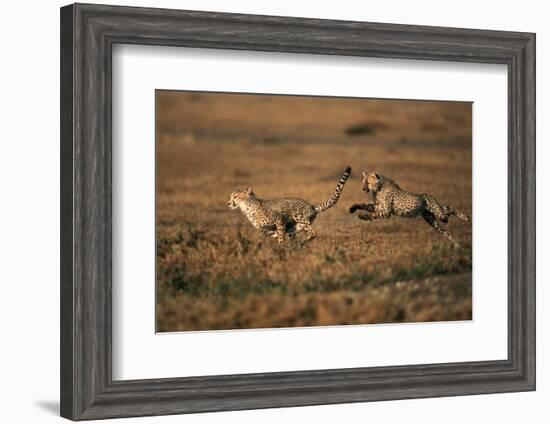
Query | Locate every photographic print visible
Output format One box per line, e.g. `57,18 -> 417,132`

156,91 -> 472,332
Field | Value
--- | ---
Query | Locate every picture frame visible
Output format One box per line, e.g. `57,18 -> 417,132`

60,3 -> 535,421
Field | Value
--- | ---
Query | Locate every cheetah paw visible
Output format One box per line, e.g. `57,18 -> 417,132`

349,204 -> 361,214
358,212 -> 374,221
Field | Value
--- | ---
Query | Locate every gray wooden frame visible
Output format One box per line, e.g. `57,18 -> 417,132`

60,3 -> 536,421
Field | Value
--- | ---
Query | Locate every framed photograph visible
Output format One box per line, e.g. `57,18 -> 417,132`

155,91 -> 473,333
60,3 -> 535,420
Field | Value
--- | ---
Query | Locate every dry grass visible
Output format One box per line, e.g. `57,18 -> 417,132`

156,92 -> 472,332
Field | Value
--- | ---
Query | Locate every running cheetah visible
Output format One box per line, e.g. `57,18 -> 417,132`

349,171 -> 470,248
228,166 -> 352,243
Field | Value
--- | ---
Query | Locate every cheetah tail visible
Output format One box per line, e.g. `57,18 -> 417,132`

314,166 -> 352,213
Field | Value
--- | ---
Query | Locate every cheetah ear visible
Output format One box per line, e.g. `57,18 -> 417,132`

245,186 -> 253,194
374,172 -> 380,180
362,171 -> 367,180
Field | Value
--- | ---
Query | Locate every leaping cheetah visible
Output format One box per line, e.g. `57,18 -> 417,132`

349,171 -> 470,248
228,166 -> 352,243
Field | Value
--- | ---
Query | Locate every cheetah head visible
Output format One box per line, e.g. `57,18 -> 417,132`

362,172 -> 381,193
228,187 -> 255,209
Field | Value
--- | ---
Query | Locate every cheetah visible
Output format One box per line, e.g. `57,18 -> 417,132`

349,171 -> 470,248
228,166 -> 352,243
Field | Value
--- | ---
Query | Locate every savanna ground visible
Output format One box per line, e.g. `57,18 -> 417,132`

156,91 -> 472,332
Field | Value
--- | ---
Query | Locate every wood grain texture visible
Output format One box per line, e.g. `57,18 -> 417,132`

60,3 -> 536,420
60,4 -> 74,419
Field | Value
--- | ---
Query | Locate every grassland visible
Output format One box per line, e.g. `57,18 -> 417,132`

156,92 -> 472,332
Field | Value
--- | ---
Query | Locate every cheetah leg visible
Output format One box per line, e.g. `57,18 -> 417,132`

261,227 -> 278,239
287,226 -> 297,240
442,206 -> 470,223
358,207 -> 390,221
301,224 -> 317,241
423,195 -> 448,222
349,203 -> 375,214
422,211 -> 461,248
424,195 -> 469,223
272,218 -> 287,244
274,227 -> 285,244
358,211 -> 375,221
